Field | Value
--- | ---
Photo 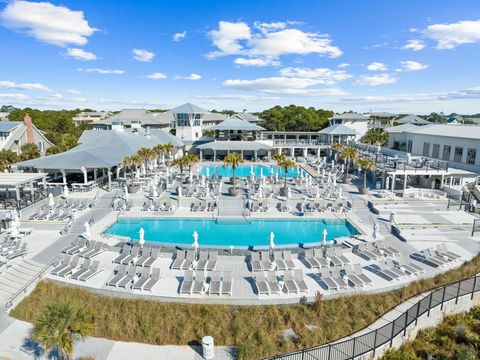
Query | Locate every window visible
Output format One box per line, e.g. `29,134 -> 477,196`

422,142 -> 430,156
454,146 -> 463,162
443,145 -> 451,161
467,148 -> 477,165
38,141 -> 44,152
176,113 -> 189,127
432,144 -> 440,158
407,140 -> 412,153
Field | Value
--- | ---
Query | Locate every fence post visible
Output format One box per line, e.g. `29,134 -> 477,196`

372,329 -> 378,357
472,276 -> 477,300
427,292 -> 433,317
415,302 -> 420,326
328,343 -> 331,359
403,309 -> 409,336
351,337 -> 356,359
389,319 -> 395,347
455,281 -> 462,305
440,285 -> 446,311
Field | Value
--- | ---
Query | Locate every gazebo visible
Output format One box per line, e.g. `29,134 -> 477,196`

319,124 -> 358,144
0,172 -> 47,209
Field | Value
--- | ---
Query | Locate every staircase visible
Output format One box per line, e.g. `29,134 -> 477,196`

216,178 -> 248,220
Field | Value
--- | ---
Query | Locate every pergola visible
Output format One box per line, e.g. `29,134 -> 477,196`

0,172 -> 47,209
197,141 -> 272,161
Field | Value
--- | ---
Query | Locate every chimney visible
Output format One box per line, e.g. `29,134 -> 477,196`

24,113 -> 34,144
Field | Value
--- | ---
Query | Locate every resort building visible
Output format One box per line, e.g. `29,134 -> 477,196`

395,114 -> 431,126
91,109 -> 172,130
328,112 -> 370,140
72,111 -> 110,126
368,112 -> 397,129
0,114 -> 52,155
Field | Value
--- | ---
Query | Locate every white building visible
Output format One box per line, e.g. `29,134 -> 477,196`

328,113 -> 369,140
72,111 -> 110,126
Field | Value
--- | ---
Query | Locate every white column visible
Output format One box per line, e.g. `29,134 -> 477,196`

199,149 -> 203,161
392,174 -> 396,191
83,168 -> 88,184
107,169 -> 112,192
213,150 -> 217,162
404,174 -> 407,190
303,148 -> 307,158
254,150 -> 258,162
61,169 -> 67,184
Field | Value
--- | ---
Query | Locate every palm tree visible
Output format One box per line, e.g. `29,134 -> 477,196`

20,143 -> 41,161
32,300 -> 94,360
152,144 -> 165,165
274,153 -> 296,190
361,128 -> 387,146
338,146 -> 358,179
122,156 -> 134,185
223,152 -> 244,193
356,157 -> 375,189
0,149 -> 19,172
137,147 -> 154,175
162,143 -> 175,162
185,153 -> 199,172
171,155 -> 189,183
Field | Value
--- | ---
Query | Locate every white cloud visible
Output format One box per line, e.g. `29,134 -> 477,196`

65,48 -> 97,61
0,0 -> 96,46
207,20 -> 342,59
0,80 -> 51,91
402,39 -> 425,51
400,61 -> 429,71
367,62 -> 388,71
65,89 -> 82,94
354,74 -> 397,86
279,67 -> 352,84
425,20 -> 480,49
195,94 -> 279,102
77,68 -> 124,74
338,63 -> 350,68
223,76 -> 345,96
132,49 -> 155,62
176,73 -> 202,81
0,93 -> 29,101
146,72 -> 167,79
173,31 -> 186,41
233,57 -> 280,67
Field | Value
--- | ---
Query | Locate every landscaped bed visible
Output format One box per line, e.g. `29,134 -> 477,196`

11,255 -> 480,360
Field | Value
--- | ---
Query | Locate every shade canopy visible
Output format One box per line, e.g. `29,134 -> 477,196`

208,115 -> 265,131
319,123 -> 358,135
197,141 -> 272,152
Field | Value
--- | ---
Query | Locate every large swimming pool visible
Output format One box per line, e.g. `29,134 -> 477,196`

199,164 -> 306,178
104,218 -> 359,248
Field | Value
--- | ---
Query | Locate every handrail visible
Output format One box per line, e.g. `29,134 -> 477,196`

266,274 -> 480,360
5,255 -> 62,309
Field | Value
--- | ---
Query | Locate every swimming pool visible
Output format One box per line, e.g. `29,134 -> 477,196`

104,218 -> 359,248
199,164 -> 307,178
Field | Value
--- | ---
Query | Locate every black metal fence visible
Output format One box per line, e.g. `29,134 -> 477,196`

265,275 -> 480,360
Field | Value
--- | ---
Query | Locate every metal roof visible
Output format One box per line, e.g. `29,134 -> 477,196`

318,124 -> 358,135
329,113 -> 369,121
384,124 -> 420,133
396,114 -> 431,125
0,172 -> 46,186
197,141 -> 272,151
0,121 -> 21,132
208,115 -> 265,131
369,112 -> 397,117
170,103 -> 207,113
19,129 -> 183,170
405,124 -> 480,140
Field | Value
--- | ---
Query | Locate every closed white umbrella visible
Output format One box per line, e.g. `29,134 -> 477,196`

124,185 -> 129,200
385,176 -> 390,190
321,168 -> 325,177
338,188 -> 343,198
322,228 -> 328,245
178,186 -> 182,197
48,193 -> 55,209
260,167 -> 264,178
316,186 -> 320,199
63,185 -> 69,198
193,230 -> 199,255
372,223 -> 379,242
333,175 -> 337,188
390,211 -> 396,224
205,186 -> 210,198
152,183 -> 158,198
84,221 -> 90,240
275,172 -> 279,183
269,232 -> 275,252
341,164 -> 345,173
201,175 -> 206,187
205,167 -> 210,177
331,159 -> 334,168
13,211 -> 20,230
189,170 -> 193,183
141,163 -> 146,176
287,187 -> 291,199
139,227 -> 145,248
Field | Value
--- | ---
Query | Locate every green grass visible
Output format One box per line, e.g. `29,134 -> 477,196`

382,306 -> 480,359
11,254 -> 480,360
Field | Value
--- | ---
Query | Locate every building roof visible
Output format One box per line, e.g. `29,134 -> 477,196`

208,115 -> 265,131
19,128 -> 183,170
170,103 -> 207,113
369,112 -> 397,118
404,124 -> 480,140
0,121 -> 22,132
197,141 -> 272,151
396,114 -> 431,125
91,109 -> 171,127
384,124 -> 420,133
235,113 -> 261,123
329,113 -> 369,121
318,123 -> 358,135
0,172 -> 46,187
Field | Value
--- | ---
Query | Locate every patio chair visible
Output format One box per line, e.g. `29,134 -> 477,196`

353,264 -> 373,286
319,269 -> 339,291
384,259 -> 410,277
260,251 -> 274,271
120,246 -> 140,265
273,251 -> 287,271
107,264 -> 128,287
420,249 -> 450,267
171,250 -> 186,270
375,240 -> 400,257
78,260 -> 102,281
398,256 -> 425,275
192,272 -> 206,294
181,250 -> 196,271
325,248 -> 343,267
209,271 -> 222,295
57,256 -> 80,278
436,243 -> 462,260
344,265 -> 364,288
294,269 -> 309,293
133,267 -> 151,290
135,246 -> 152,266
143,248 -> 160,267
196,251 -> 209,271
6,242 -> 28,260
371,264 -> 400,282
206,251 -> 218,271
143,268 -> 160,292
249,252 -> 263,272
283,270 -> 299,294
334,247 -> 351,265
313,248 -> 329,268
330,268 -> 348,289
78,241 -> 96,258
222,271 -> 233,296
66,239 -> 87,255
51,255 -> 72,275
117,266 -> 137,289
113,244 -> 131,264
282,250 -> 296,270
180,271 -> 194,295
304,249 -> 321,268
254,272 -> 270,295
70,259 -> 92,280
266,271 -> 281,294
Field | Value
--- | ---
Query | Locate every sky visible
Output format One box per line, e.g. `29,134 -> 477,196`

0,0 -> 480,114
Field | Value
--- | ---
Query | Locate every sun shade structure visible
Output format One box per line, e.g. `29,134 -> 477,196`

207,115 -> 265,131
197,141 -> 271,152
0,172 -> 47,210
396,114 -> 431,125
318,124 -> 358,145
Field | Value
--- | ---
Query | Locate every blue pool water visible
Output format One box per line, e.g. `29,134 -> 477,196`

104,218 -> 359,248
199,164 -> 306,178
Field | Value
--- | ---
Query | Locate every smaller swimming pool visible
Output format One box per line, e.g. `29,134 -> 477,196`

104,218 -> 360,248
199,164 -> 307,178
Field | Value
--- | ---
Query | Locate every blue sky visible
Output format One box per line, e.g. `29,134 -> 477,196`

0,0 -> 479,113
